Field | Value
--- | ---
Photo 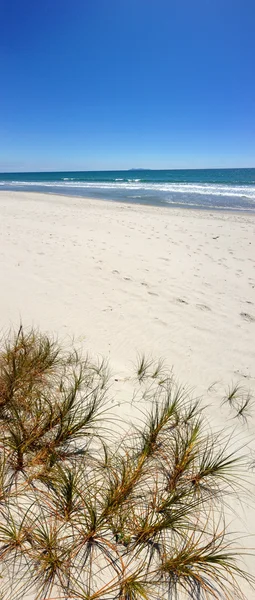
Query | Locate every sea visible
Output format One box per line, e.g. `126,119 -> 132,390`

1,168 -> 255,212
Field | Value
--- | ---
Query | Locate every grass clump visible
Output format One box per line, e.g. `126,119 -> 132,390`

0,327 -> 253,600
223,383 -> 253,423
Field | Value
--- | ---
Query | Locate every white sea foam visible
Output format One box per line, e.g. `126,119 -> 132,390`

2,179 -> 255,200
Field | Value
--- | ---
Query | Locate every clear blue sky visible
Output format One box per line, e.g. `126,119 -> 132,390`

1,0 -> 255,171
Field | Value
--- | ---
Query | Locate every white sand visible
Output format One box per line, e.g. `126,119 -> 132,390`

0,191 -> 254,392
0,190 -> 255,583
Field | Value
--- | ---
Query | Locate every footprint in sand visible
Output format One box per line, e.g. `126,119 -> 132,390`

240,312 -> 255,323
176,298 -> 189,305
196,304 -> 211,311
234,369 -> 251,379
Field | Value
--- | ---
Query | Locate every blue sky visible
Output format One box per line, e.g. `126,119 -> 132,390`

1,0 -> 255,171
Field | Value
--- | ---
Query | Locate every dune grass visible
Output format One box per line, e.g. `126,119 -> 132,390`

0,327 -> 253,600
223,383 -> 253,423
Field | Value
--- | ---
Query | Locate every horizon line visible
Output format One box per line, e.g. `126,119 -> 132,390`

0,166 -> 255,174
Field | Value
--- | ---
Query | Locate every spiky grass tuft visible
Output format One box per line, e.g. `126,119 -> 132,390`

223,383 -> 253,423
0,329 -> 253,600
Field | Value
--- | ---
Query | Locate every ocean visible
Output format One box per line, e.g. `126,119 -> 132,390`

0,168 -> 255,212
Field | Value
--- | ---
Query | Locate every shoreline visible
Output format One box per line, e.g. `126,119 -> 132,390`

1,188 -> 255,217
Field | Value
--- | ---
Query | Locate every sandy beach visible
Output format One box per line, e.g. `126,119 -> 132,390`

2,0 -> 255,595
0,190 -> 255,590
0,191 -> 254,394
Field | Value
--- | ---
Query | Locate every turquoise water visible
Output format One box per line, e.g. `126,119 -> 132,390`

1,168 -> 255,211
